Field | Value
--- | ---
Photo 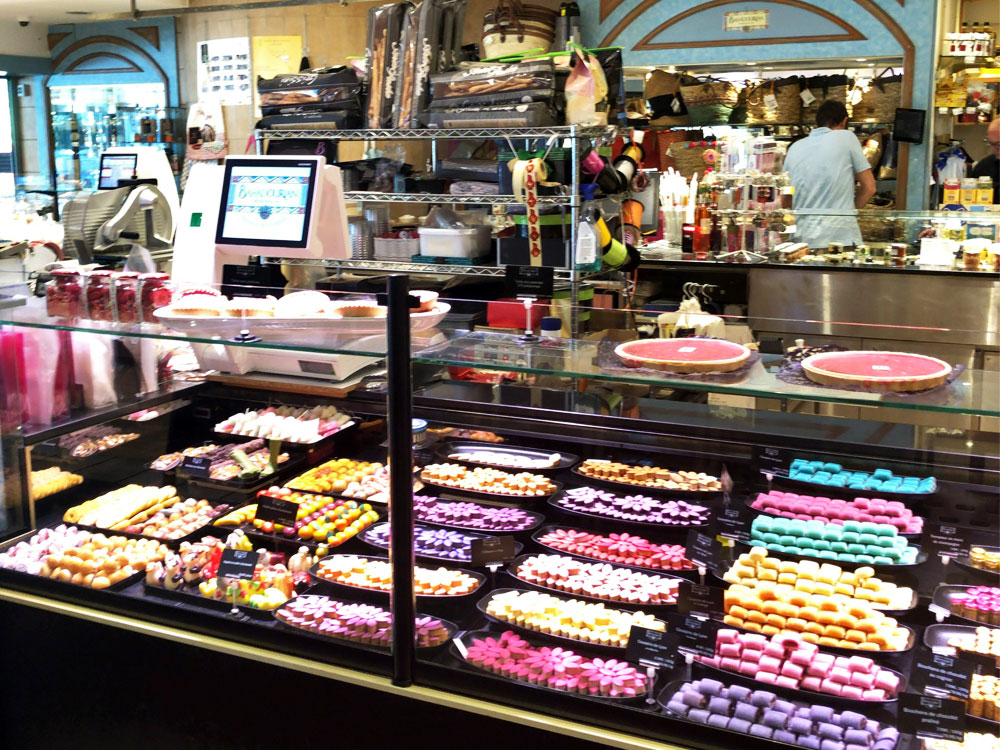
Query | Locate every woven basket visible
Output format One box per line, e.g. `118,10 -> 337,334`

482,0 -> 556,57
679,79 -> 738,125
854,70 -> 901,123
858,196 -> 897,243
801,74 -> 852,121
745,77 -> 802,124
666,140 -> 718,178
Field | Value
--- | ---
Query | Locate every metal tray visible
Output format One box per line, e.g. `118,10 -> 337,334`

419,475 -> 562,504
931,584 -> 1000,626
733,538 -> 928,570
308,553 -> 485,601
214,418 -> 357,448
449,630 -> 648,704
569,465 -> 724,499
530,525 -> 700,580
360,522 -> 523,568
923,623 -> 1000,670
435,441 -> 578,473
773,473 -> 936,500
548,492 -> 712,535
476,587 -> 665,655
950,547 -> 1000,580
414,497 -> 545,535
142,578 -> 277,620
272,594 -> 456,654
744,496 -> 924,541
505,553 -> 683,612
691,657 -> 906,708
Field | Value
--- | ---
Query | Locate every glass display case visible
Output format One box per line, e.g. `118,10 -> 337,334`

0,281 -> 997,750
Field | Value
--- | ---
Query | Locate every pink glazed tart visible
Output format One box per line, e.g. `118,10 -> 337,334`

801,350 -> 952,392
615,338 -> 751,374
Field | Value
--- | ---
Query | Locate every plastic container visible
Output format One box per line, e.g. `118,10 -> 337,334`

374,234 -> 420,260
45,269 -> 83,318
412,418 -> 428,445
418,227 -> 491,259
139,273 -> 172,323
114,272 -> 140,324
85,271 -> 115,321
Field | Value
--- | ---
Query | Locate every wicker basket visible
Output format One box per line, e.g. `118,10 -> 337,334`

854,70 -> 901,123
858,196 -> 897,243
679,79 -> 738,125
745,77 -> 803,124
666,140 -> 719,178
801,74 -> 852,121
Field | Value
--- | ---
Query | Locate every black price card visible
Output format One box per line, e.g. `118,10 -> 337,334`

179,456 -> 212,478
217,548 -> 257,580
505,265 -> 555,299
898,693 -> 966,742
717,503 -> 752,543
625,626 -> 680,670
677,582 -> 725,620
470,536 -> 516,567
686,529 -> 720,569
754,446 -> 789,478
255,493 -> 299,526
910,648 -> 975,700
674,615 -> 722,658
925,523 -> 971,561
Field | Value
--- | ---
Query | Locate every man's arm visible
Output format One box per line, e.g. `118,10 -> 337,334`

854,168 -> 876,210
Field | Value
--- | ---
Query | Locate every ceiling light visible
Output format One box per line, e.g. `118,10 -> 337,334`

856,58 -> 867,62
867,63 -> 875,67
764,66 -> 774,70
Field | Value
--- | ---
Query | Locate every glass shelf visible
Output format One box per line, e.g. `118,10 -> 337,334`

257,125 -> 615,141
411,330 -> 1000,417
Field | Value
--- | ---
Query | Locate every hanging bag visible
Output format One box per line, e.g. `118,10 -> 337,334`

678,77 -> 738,125
854,68 -> 902,122
745,76 -> 802,124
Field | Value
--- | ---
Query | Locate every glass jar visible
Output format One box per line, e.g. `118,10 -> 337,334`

85,270 -> 115,321
139,273 -> 172,322
45,269 -> 83,318
114,272 -> 140,323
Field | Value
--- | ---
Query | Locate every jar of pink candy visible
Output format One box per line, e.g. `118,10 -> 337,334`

114,272 -> 140,323
45,269 -> 83,318
84,270 -> 115,321
139,272 -> 172,322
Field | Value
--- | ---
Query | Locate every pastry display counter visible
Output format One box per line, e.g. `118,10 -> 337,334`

0,295 -> 997,750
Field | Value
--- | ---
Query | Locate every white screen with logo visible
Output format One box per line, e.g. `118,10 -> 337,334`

220,164 -> 312,243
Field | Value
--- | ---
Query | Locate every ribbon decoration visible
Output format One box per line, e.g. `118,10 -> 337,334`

512,157 -> 548,267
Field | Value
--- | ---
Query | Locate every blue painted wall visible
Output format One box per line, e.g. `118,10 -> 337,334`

585,0 -> 938,209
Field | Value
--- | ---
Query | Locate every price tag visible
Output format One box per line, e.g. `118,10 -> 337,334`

925,524 -> 971,561
504,265 -> 555,298
255,493 -> 299,526
674,614 -> 722,658
216,548 -> 257,580
753,446 -> 789,478
910,648 -> 975,700
898,693 -> 966,742
717,502 -> 752,543
179,456 -> 212,478
763,93 -> 779,111
625,626 -> 680,670
686,528 -> 721,569
800,89 -> 817,105
470,536 -> 516,567
677,582 -> 725,620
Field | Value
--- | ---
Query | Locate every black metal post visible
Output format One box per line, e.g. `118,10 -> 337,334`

387,274 -> 415,687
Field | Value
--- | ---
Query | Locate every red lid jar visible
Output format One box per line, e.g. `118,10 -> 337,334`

45,269 -> 83,318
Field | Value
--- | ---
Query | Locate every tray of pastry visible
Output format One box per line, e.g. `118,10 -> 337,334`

434,442 -> 578,473
419,463 -> 561,502
309,553 -> 484,601
571,459 -> 724,498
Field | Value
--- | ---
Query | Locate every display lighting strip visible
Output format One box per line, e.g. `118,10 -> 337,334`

256,125 -> 615,141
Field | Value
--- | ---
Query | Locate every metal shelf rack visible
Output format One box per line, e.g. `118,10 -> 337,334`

342,191 -> 577,206
267,257 -> 612,281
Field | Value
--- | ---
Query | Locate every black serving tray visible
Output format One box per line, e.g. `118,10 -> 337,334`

413,496 -> 545,536
720,618 -> 917,660
449,629 -> 648,704
214,418 -> 357,448
733,538 -> 928,570
476,587 -> 665,655
531,524 -> 700,580
69,499 -> 246,550
773,472 -> 936,500
569,465 -> 724,499
951,547 -> 1000,580
418,475 -> 562,504
360,522 -> 523,568
39,432 -> 143,469
505,553 -> 682,612
142,578 -> 277,620
923,623 -> 1000,670
272,594 -> 456,654
744,496 -> 924,541
308,553 -> 485,602
691,657 -> 906,709
549,491 -> 712,535
435,441 -> 579,473
930,584 -> 999,626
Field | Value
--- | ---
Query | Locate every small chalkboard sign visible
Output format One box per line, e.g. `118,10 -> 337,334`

754,446 -> 789,478
255,493 -> 298,526
505,265 -> 554,298
217,548 -> 257,580
925,524 -> 971,561
674,615 -> 722,658
179,456 -> 212,478
716,503 -> 753,543
625,626 -> 679,670
898,693 -> 966,742
677,582 -> 725,620
910,648 -> 975,700
686,529 -> 720,569
470,536 -> 516,567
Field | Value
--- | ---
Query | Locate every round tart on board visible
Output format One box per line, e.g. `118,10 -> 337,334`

614,338 -> 751,374
800,351 -> 952,392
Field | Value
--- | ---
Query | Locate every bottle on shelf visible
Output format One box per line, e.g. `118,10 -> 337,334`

575,183 -> 601,272
709,196 -> 723,255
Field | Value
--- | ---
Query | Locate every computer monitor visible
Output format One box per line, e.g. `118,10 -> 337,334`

214,155 -> 348,260
98,153 -> 138,190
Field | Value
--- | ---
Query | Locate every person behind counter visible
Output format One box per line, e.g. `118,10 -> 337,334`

784,100 -> 877,249
972,117 -> 999,205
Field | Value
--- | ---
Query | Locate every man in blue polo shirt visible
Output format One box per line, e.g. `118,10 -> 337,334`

784,100 -> 877,249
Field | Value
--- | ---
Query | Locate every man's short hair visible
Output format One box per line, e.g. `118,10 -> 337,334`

816,100 -> 850,128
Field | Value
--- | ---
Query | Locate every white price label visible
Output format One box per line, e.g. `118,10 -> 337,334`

678,347 -> 697,353
800,89 -> 816,105
763,93 -> 779,110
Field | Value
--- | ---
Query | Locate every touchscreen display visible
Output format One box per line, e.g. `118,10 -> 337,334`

218,161 -> 315,246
